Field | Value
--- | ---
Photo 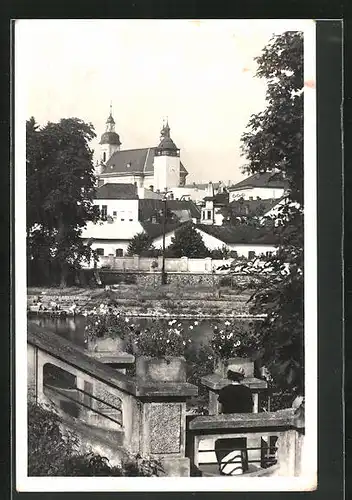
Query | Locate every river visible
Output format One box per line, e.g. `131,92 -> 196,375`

28,314 -> 255,349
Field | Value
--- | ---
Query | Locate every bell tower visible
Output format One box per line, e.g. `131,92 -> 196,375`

153,119 -> 181,192
99,103 -> 121,164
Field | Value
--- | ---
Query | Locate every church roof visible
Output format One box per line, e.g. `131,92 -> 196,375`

101,147 -> 188,176
94,183 -> 138,200
229,172 -> 288,190
100,131 -> 121,146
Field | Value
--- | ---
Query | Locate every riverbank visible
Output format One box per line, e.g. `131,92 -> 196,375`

27,284 -> 256,318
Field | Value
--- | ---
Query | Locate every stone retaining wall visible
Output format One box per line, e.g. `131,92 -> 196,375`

99,271 -> 259,289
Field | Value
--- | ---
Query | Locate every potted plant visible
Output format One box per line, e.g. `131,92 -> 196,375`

210,320 -> 254,377
132,319 -> 192,382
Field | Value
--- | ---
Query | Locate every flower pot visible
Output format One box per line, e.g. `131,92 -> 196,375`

136,356 -> 186,382
215,357 -> 254,378
86,336 -> 125,353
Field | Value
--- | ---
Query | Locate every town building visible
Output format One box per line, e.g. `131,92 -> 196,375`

228,172 -> 288,202
81,183 -> 200,257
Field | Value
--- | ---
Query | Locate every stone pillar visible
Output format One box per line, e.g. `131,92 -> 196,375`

181,256 -> 188,272
135,381 -> 198,476
158,255 -> 163,269
133,254 -> 140,270
204,257 -> 212,273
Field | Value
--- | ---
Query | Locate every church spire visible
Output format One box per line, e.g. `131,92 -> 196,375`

160,117 -> 171,140
106,102 -> 116,132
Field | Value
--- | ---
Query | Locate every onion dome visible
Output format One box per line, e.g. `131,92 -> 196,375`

155,119 -> 180,156
99,131 -> 121,145
100,106 -> 121,146
157,136 -> 178,151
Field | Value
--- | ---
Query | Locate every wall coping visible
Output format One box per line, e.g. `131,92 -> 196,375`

189,409 -> 303,432
28,323 -> 197,399
201,373 -> 268,391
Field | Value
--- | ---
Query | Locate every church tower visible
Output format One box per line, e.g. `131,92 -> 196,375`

99,104 -> 121,165
153,119 -> 181,193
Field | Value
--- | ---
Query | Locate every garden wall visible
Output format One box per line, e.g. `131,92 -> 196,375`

99,255 -> 233,274
98,271 -> 259,289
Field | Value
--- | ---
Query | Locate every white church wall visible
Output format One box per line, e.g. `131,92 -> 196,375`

153,155 -> 180,192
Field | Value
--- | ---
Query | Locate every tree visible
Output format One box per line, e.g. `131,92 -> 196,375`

167,224 -> 210,258
238,32 -> 304,395
127,232 -> 155,256
26,117 -> 100,286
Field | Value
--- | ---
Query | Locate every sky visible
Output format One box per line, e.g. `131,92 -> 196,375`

17,19 -> 312,185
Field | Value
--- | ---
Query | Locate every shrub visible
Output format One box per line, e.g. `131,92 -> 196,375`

28,402 -> 163,476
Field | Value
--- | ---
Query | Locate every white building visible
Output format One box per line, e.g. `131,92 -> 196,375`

229,172 -> 288,202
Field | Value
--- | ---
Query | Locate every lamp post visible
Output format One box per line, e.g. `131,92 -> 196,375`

161,190 -> 172,286
161,197 -> 167,285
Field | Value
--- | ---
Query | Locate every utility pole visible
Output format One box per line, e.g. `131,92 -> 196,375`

161,197 -> 167,285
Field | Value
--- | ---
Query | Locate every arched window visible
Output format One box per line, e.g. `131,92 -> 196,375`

103,151 -> 106,162
115,248 -> 123,257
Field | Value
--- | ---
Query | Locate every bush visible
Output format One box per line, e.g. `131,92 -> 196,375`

28,402 -> 164,476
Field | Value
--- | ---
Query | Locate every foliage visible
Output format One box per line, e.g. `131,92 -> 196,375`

131,319 -> 192,358
127,232 -> 155,256
241,31 -> 303,204
210,246 -> 231,259
28,401 -> 163,476
26,117 -> 100,286
238,31 -> 304,393
167,224 -> 210,258
210,321 -> 254,360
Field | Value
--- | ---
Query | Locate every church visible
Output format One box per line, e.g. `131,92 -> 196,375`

96,108 -> 188,194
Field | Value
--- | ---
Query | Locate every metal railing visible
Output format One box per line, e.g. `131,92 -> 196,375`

43,383 -> 123,428
197,444 -> 278,468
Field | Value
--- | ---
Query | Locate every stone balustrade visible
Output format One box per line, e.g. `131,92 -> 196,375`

27,323 -> 198,476
187,409 -> 305,477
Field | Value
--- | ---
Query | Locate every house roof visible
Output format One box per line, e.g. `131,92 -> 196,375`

95,183 -> 138,200
184,182 -> 220,190
228,198 -> 280,217
196,224 -> 278,245
141,220 -> 189,240
203,192 -> 229,205
138,199 -> 201,222
230,172 -> 288,190
101,147 -> 188,176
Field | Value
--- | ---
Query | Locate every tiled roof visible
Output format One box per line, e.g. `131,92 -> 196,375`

230,172 -> 288,190
102,147 -> 188,176
95,183 -> 138,200
184,182 -> 220,190
228,198 -> 280,216
196,224 -> 278,245
138,199 -> 201,222
141,220 -> 189,240
203,192 -> 229,205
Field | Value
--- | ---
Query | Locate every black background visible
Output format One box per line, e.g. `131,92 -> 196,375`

0,4 -> 345,500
